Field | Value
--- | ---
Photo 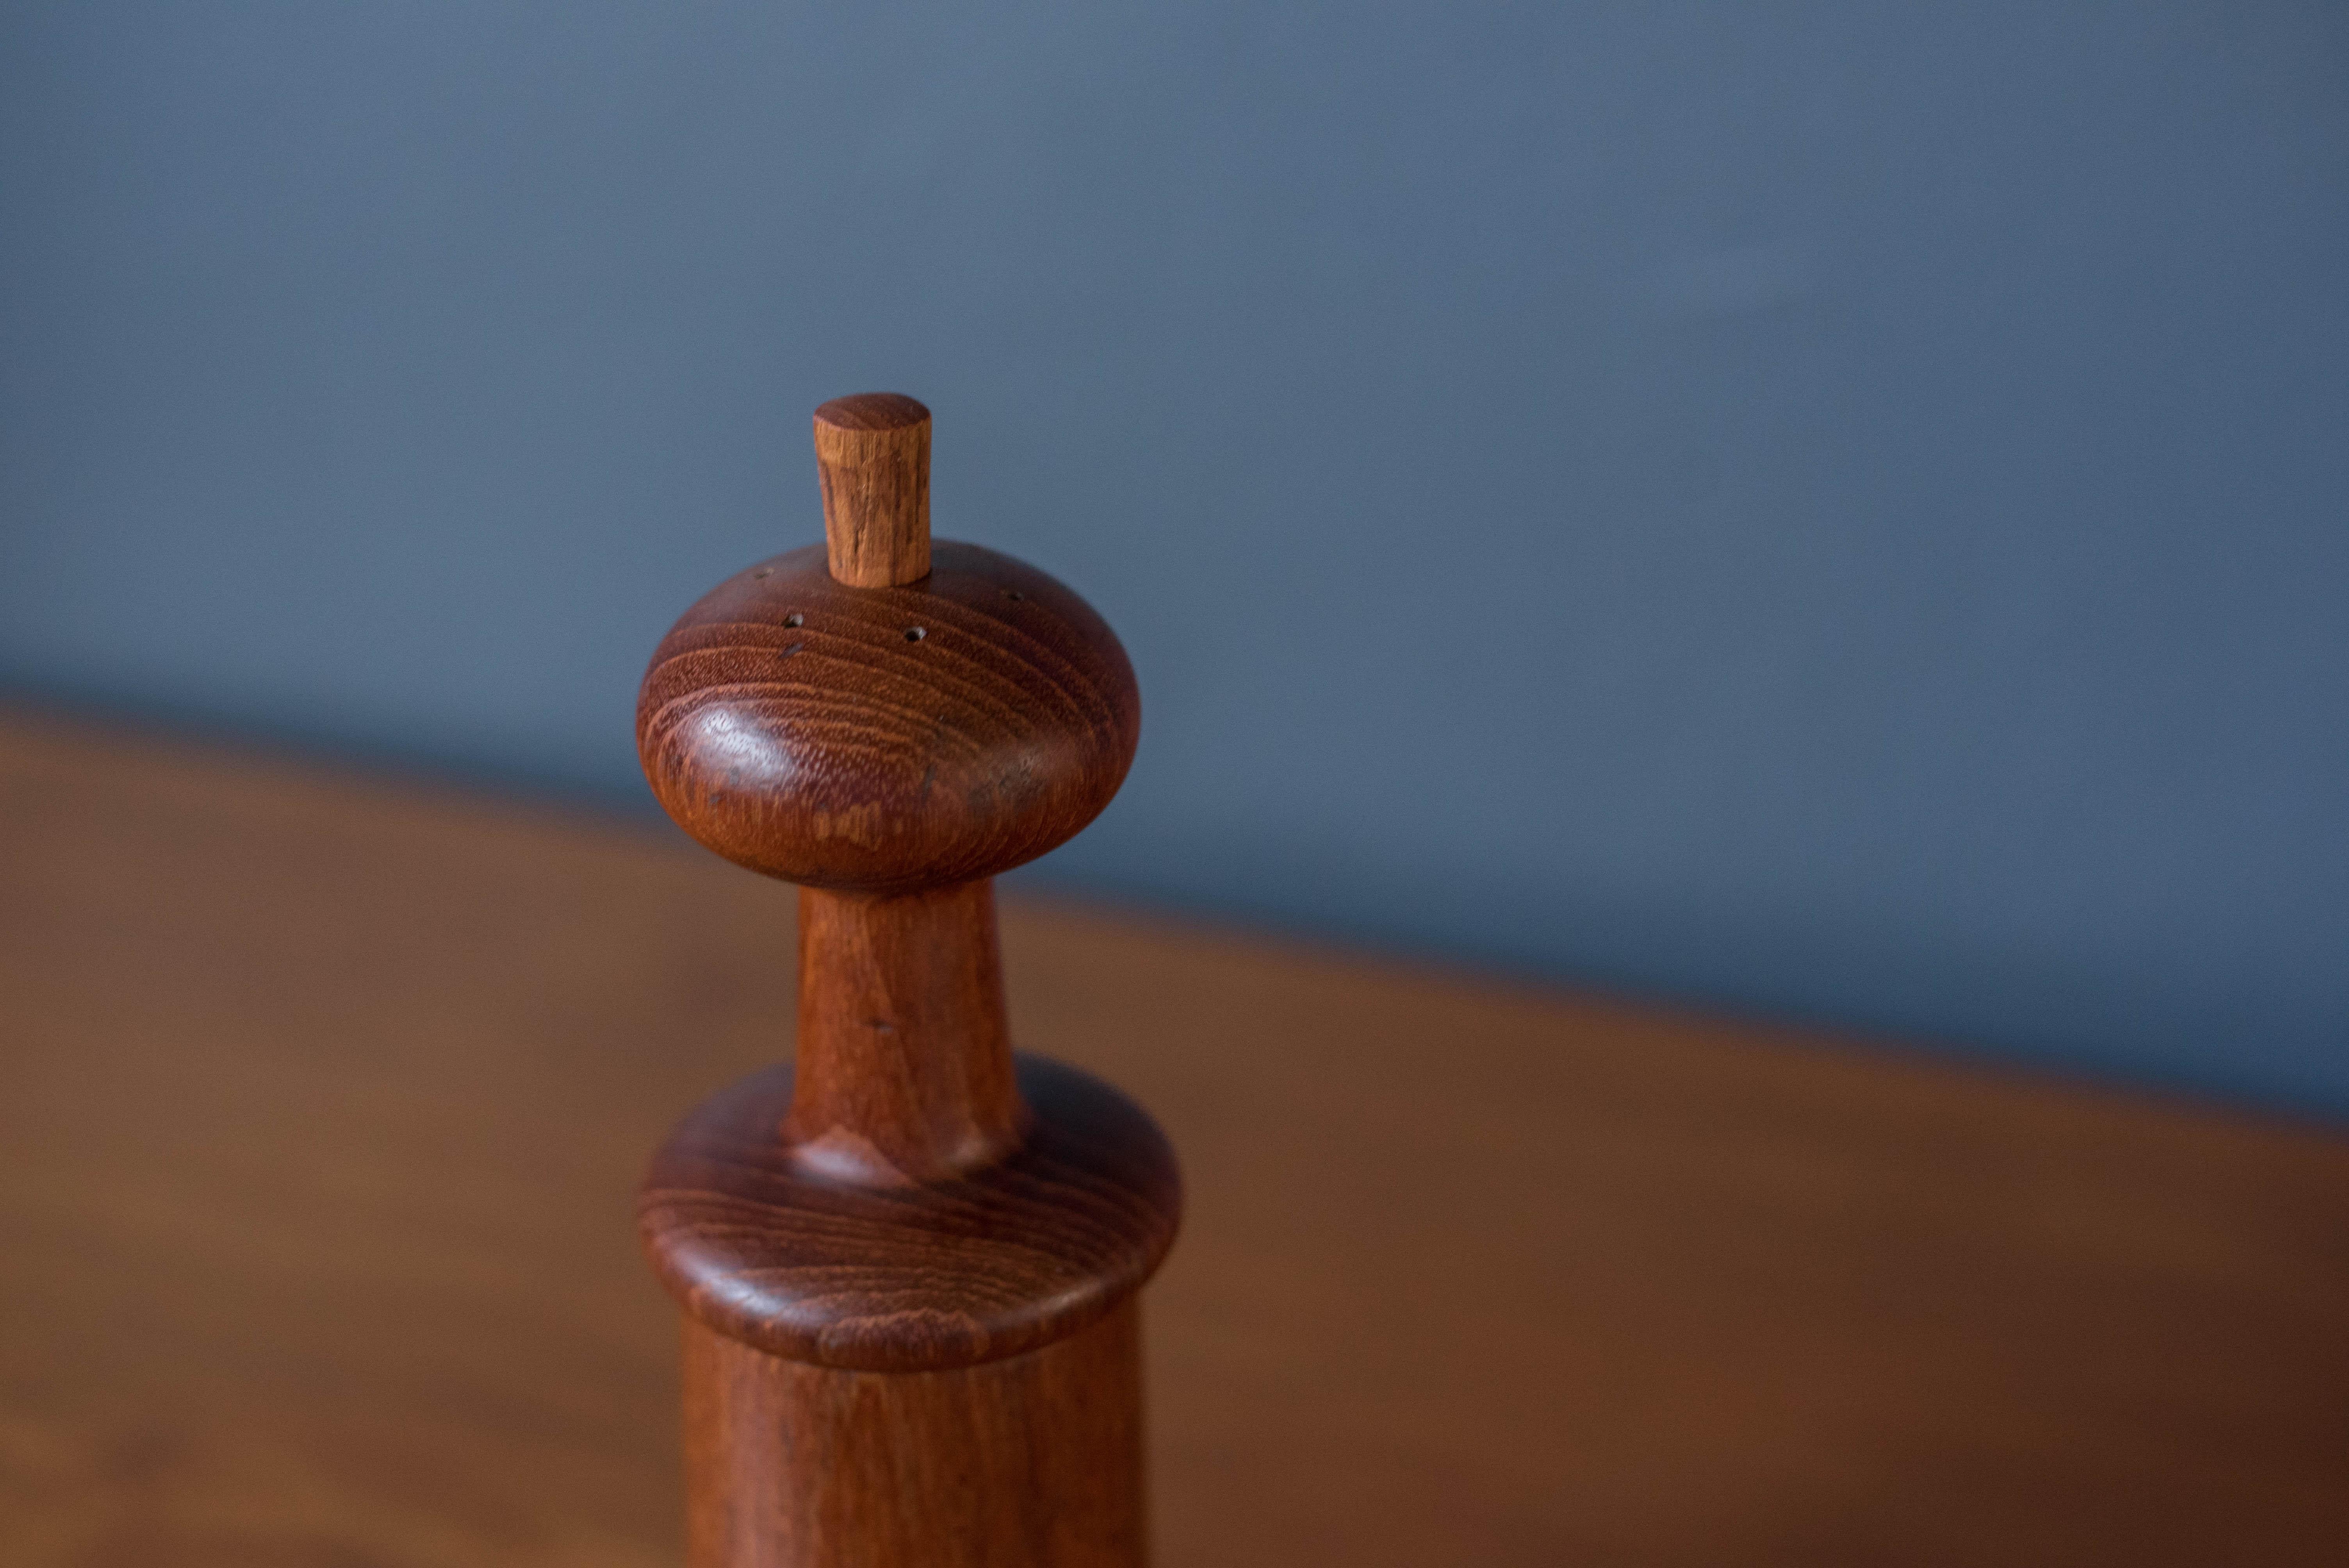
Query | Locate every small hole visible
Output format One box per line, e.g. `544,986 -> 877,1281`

752,567 -> 772,579
904,626 -> 927,642
784,612 -> 804,628
1002,588 -> 1025,602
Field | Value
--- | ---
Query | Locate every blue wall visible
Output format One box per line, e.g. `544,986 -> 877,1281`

5,4 -> 2345,1111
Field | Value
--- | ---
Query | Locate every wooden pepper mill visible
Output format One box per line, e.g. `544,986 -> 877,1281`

634,393 -> 1181,1567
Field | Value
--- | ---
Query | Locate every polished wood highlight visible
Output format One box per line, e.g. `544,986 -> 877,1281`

813,392 -> 931,588
684,1303 -> 1145,1568
5,708 -> 2349,1567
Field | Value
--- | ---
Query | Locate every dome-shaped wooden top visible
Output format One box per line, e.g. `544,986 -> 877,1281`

636,540 -> 1139,893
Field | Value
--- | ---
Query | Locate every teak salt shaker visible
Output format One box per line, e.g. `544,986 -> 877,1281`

634,394 -> 1181,1567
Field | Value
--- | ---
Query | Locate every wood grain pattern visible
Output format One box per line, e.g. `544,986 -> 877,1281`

814,393 -> 931,588
684,1302 -> 1145,1568
641,1055 -> 1180,1372
635,541 -> 1139,895
5,709 -> 2349,1567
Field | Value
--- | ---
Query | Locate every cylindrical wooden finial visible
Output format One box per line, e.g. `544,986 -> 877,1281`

813,392 -> 930,587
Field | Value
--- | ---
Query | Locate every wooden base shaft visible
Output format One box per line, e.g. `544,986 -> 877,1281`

683,1300 -> 1149,1568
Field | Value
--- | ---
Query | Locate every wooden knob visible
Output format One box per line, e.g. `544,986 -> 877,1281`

814,392 -> 931,588
640,395 -> 1136,895
637,541 -> 1137,893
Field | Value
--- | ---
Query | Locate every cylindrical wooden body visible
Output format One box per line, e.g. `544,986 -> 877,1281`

642,1051 -> 1179,1565
683,1301 -> 1148,1568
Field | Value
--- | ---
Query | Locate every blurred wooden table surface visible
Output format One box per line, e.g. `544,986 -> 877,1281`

2,709 -> 2345,1567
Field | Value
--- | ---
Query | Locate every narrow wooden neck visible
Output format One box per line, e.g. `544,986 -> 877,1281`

786,880 -> 1025,1185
